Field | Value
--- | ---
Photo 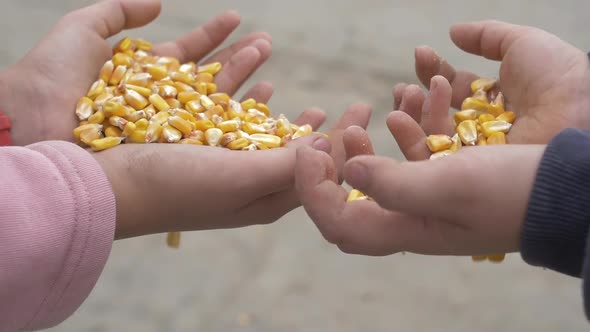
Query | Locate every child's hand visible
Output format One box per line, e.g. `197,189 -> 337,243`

0,0 -> 272,146
295,126 -> 544,256
389,20 -> 590,161
94,104 -> 371,239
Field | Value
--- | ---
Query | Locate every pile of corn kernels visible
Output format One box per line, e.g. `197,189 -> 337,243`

73,37 -> 316,248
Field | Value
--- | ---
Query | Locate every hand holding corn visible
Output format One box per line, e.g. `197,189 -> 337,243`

0,0 -> 274,146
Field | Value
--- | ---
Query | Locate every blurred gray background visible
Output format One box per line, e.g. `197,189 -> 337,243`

3,0 -> 590,331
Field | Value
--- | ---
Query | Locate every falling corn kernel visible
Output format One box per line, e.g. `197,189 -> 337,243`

167,232 -> 181,249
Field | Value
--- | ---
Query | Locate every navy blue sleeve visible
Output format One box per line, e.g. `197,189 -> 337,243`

520,128 -> 590,319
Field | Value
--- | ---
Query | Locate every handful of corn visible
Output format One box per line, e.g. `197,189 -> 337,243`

72,37 -> 316,248
346,78 -> 514,264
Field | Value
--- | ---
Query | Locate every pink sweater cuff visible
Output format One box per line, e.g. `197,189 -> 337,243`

0,141 -> 116,331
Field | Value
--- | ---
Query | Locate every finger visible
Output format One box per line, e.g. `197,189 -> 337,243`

240,81 -> 274,103
450,20 -> 529,61
294,146 -> 436,256
291,108 -> 327,130
399,85 -> 425,123
386,111 -> 430,161
214,39 -> 272,95
152,10 -> 241,63
344,154 -> 458,218
393,83 -> 407,110
66,0 -> 161,38
202,32 -> 272,65
238,134 -> 332,197
420,75 -> 454,136
343,126 -> 375,160
414,46 -> 479,109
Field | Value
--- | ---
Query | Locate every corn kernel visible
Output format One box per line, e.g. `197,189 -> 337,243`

145,122 -> 163,143
148,94 -> 170,112
127,73 -> 152,87
158,85 -> 178,98
189,130 -> 205,141
109,65 -> 127,86
449,134 -> 462,152
146,65 -> 168,80
103,101 -> 129,118
198,62 -> 222,75
90,137 -> 124,151
241,98 -> 256,111
472,89 -> 489,102
478,113 -> 496,124
162,125 -> 182,143
179,138 -> 203,145
488,92 -> 505,116
168,116 -> 192,136
456,120 -> 478,145
196,72 -> 213,83
471,256 -> 487,262
166,232 -> 181,249
242,144 -> 258,151
426,134 -> 453,153
496,111 -> 516,124
113,52 -> 133,67
461,97 -> 488,113
125,84 -> 152,98
127,110 -> 147,122
124,89 -> 149,110
453,109 -> 478,125
135,118 -> 149,130
220,132 -> 238,146
217,119 -> 241,133
113,37 -> 133,53
470,78 -> 496,93
249,134 -> 282,148
99,60 -> 114,83
225,137 -> 248,150
487,254 -> 506,263
293,124 -> 313,139
88,110 -> 105,124
480,120 -> 512,138
87,79 -> 106,99
487,132 -> 507,145
178,91 -> 201,104
179,62 -> 196,74
74,123 -> 102,140
205,128 -> 223,146
128,129 -> 147,143
429,149 -> 453,160
135,39 -> 152,51
105,126 -> 122,137
477,134 -> 487,146
165,98 -> 182,109
347,189 -> 368,202
170,71 -> 195,85
200,95 -> 215,111
109,116 -> 128,130
75,97 -> 95,120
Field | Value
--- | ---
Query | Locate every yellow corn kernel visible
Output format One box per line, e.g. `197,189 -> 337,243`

487,254 -> 506,263
113,37 -> 133,53
226,137 -> 248,150
109,116 -> 128,130
220,132 -> 238,146
170,71 -> 195,85
124,89 -> 149,110
128,129 -> 147,143
112,52 -> 133,67
196,72 -> 213,83
178,91 -> 201,105
429,149 -> 453,160
94,91 -> 114,107
179,138 -> 203,145
149,111 -> 170,125
280,134 -> 292,147
487,132 -> 507,145
158,85 -> 178,99
209,93 -> 230,105
461,97 -> 488,113
347,189 -> 368,202
242,122 -> 266,135
127,110 -> 146,122
426,134 -> 453,153
134,50 -> 149,60
477,134 -> 487,146
478,113 -> 496,124
217,119 -> 241,133
125,84 -> 152,98
189,130 -> 205,142
135,118 -> 149,130
105,126 -> 122,137
156,56 -> 180,71
453,109 -> 478,125
205,128 -> 223,146
75,97 -> 95,120
87,79 -> 106,99
471,256 -> 487,262
88,110 -> 105,124
256,103 -> 271,117
146,65 -> 168,80
488,92 -> 505,116
99,60 -> 114,83
194,120 -> 214,131
165,98 -> 181,109
169,108 -> 196,122
472,89 -> 489,103
470,78 -> 496,93
207,105 -> 225,118
168,116 -> 192,136
134,38 -> 153,51
74,123 -> 102,141
120,121 -> 135,136
195,82 -> 208,95
242,144 -> 258,151
449,133 -> 462,152
200,95 -> 215,111
456,120 -> 478,146
166,232 -> 181,249
480,120 -> 512,138
103,101 -> 129,118
145,122 -> 163,143
496,111 -> 516,124
109,65 -> 127,85
162,125 -> 182,143
148,94 -> 170,112
179,62 -> 196,74
240,98 -> 256,111
206,83 -> 217,94
90,137 -> 124,151
292,124 -> 313,139
198,62 -> 222,75
211,114 -> 223,126
249,134 -> 281,148
127,73 -> 152,87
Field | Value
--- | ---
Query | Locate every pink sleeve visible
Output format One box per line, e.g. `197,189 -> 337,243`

0,141 -> 116,331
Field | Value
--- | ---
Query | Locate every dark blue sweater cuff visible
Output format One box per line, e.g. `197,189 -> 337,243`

521,128 -> 590,277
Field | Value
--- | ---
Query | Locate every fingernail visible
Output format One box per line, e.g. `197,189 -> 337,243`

312,137 -> 331,153
346,161 -> 368,188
